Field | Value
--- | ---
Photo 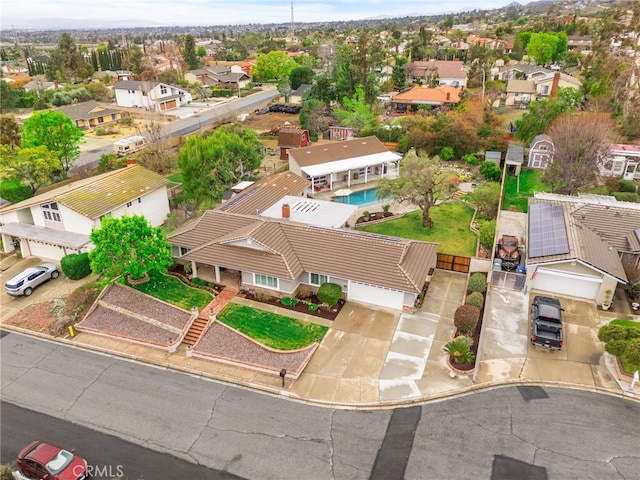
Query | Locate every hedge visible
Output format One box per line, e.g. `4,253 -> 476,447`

454,304 -> 480,334
467,273 -> 487,293
465,292 -> 484,308
60,252 -> 91,280
317,283 -> 342,306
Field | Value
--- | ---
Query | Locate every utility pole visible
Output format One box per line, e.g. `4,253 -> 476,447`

290,0 -> 295,46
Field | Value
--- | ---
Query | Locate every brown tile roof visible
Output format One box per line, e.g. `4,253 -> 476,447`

408,60 -> 466,79
0,165 -> 168,219
571,204 -> 640,253
506,79 -> 537,94
288,136 -> 390,168
169,210 -> 437,293
217,171 -> 309,215
392,85 -> 461,104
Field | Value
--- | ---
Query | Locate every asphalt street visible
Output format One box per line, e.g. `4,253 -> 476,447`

2,332 -> 639,480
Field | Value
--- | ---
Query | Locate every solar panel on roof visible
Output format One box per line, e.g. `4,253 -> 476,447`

528,203 -> 570,258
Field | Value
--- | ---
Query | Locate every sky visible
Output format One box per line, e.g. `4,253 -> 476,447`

2,0 -> 519,30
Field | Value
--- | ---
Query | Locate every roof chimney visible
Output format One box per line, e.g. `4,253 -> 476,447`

446,92 -> 450,101
282,203 -> 290,219
550,72 -> 561,98
126,158 -> 136,166
200,73 -> 206,84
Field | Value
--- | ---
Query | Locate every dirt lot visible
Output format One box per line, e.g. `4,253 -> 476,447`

241,110 -> 303,136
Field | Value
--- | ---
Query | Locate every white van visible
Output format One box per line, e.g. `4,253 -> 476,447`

113,135 -> 147,156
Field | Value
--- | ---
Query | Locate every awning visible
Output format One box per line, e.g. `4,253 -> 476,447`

300,151 -> 401,178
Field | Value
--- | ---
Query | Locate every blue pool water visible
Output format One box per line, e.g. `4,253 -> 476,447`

333,187 -> 390,206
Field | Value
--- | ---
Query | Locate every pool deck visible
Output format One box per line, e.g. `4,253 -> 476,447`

314,182 -> 417,216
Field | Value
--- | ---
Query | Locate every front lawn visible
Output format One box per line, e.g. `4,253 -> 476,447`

124,271 -> 213,310
356,202 -> 477,257
610,319 -> 640,374
217,303 -> 328,350
502,169 -> 552,213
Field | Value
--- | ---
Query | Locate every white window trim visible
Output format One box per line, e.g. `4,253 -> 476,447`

254,273 -> 278,290
309,272 -> 328,286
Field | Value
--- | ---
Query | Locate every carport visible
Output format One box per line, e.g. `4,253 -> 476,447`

0,223 -> 91,261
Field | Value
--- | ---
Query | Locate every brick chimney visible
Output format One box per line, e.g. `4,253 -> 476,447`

446,92 -> 450,101
550,72 -> 561,98
200,73 -> 206,84
282,203 -> 290,219
126,158 -> 136,166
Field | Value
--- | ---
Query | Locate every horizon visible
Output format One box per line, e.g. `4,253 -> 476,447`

1,0 -> 521,31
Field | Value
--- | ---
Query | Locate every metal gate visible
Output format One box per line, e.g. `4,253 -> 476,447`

436,253 -> 471,273
491,270 -> 526,291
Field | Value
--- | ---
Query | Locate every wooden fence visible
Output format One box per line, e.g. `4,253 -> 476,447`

436,253 -> 471,273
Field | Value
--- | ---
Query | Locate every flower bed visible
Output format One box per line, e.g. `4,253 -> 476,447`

241,291 -> 345,321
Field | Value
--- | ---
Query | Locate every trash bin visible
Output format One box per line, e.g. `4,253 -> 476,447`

516,265 -> 526,275
492,258 -> 503,271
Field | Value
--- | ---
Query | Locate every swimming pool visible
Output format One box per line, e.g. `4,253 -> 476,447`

333,187 -> 390,206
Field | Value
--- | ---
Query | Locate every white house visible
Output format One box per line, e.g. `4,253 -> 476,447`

0,165 -> 170,261
598,144 -> 640,180
113,80 -> 192,112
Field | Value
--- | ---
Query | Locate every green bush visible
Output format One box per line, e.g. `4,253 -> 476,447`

598,324 -> 627,342
625,338 -> 640,364
119,116 -> 133,126
467,273 -> 487,293
95,127 -> 108,136
317,282 -> 342,306
466,291 -> 484,308
439,146 -> 455,161
618,179 -> 637,193
479,161 -> 502,182
281,297 -> 300,307
0,178 -> 33,204
60,252 -> 92,280
612,192 -> 638,203
463,153 -> 479,165
191,277 -> 207,286
443,336 -> 475,364
454,304 -> 480,334
479,219 -> 496,248
605,339 -> 628,356
308,303 -> 318,311
626,327 -> 640,339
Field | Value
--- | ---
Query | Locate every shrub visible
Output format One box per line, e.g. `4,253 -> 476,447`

443,336 -> 475,364
598,324 -> 628,342
618,179 -> 637,193
308,303 -> 318,311
479,219 -> 497,248
281,296 -> 300,307
191,277 -> 207,286
479,161 -> 502,182
439,146 -> 455,161
462,153 -> 479,165
454,304 -> 480,334
0,179 -> 33,204
625,338 -> 640,364
119,116 -> 133,126
61,252 -> 92,280
605,339 -> 628,357
317,282 -> 342,306
60,281 -> 102,320
467,273 -> 487,293
612,192 -> 638,203
626,327 -> 640,339
95,127 -> 108,136
466,291 -> 484,308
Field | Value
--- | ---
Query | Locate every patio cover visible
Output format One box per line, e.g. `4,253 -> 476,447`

0,223 -> 91,249
300,151 -> 402,178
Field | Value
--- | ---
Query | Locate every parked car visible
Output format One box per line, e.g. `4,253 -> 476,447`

17,440 -> 88,480
4,263 -> 60,296
531,295 -> 564,350
496,234 -> 521,271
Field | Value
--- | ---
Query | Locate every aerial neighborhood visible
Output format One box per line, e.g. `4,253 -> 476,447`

1,0 -> 640,477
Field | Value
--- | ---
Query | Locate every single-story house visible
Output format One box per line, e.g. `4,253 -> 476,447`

55,101 -> 124,129
407,60 -> 467,88
495,64 -> 550,82
185,66 -> 251,91
0,165 -> 170,261
504,79 -> 537,107
287,136 -> 402,193
528,134 -> 554,169
391,85 -> 461,113
22,77 -> 61,94
168,209 -> 438,312
526,193 -> 640,304
535,72 -> 582,97
277,128 -> 310,160
114,80 -> 192,112
597,144 -> 640,180
289,84 -> 311,104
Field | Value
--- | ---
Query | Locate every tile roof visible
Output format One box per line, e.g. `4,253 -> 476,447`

506,79 -> 537,94
392,85 -> 461,104
408,60 -> 467,79
169,210 -> 437,294
114,80 -> 160,91
0,165 -> 168,219
289,136 -> 394,168
55,101 -> 122,121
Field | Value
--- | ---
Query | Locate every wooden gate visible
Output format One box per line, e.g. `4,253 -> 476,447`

436,253 -> 471,273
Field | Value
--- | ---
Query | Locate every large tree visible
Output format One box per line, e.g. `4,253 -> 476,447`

377,150 -> 457,228
289,65 -> 315,90
543,112 -> 613,195
21,110 -> 84,176
45,32 -> 90,82
178,124 -> 262,203
183,34 -> 200,70
334,85 -> 376,134
0,116 -> 21,153
0,145 -> 62,194
252,51 -> 297,82
89,215 -> 173,281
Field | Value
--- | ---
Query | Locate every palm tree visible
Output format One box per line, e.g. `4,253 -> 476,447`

443,336 -> 475,364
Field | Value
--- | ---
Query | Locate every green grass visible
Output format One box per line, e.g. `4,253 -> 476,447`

356,202 -> 477,256
126,271 -> 213,310
502,169 -> 552,213
610,319 -> 640,374
217,303 -> 328,350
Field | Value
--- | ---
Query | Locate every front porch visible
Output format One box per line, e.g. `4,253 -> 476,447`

306,162 -> 399,195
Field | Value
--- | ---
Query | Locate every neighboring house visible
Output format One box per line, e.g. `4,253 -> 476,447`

113,80 -> 192,112
0,165 -> 170,261
496,64 -> 550,81
168,208 -> 438,312
289,84 -> 311,104
55,101 -> 124,129
535,72 -> 582,97
277,128 -> 310,161
597,144 -> 640,180
407,60 -> 467,88
528,134 -> 555,169
22,77 -> 60,94
288,136 -> 402,193
504,79 -> 537,107
92,70 -> 133,83
184,66 -> 251,90
526,193 -> 640,304
391,85 -> 461,113
567,36 -> 593,54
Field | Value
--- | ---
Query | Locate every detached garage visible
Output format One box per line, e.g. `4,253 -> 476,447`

348,280 -> 405,311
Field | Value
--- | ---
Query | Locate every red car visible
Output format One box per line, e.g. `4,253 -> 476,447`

17,441 -> 88,480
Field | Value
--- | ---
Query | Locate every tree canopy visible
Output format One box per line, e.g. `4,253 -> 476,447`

0,145 -> 62,194
89,215 -> 173,281
377,150 -> 457,228
177,124 -> 263,203
183,34 -> 200,70
252,51 -> 297,82
334,85 -> 377,134
21,110 -> 84,175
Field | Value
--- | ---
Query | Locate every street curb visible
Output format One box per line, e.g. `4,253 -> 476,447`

1,324 -> 634,409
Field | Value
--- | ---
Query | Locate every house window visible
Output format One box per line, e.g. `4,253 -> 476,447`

99,212 -> 112,224
310,273 -> 328,286
179,246 -> 190,256
138,197 -> 142,204
160,85 -> 167,94
255,274 -> 278,289
540,85 -> 550,95
97,116 -> 104,124
126,201 -> 133,207
41,202 -> 61,222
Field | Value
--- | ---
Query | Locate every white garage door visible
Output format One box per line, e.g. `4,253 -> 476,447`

28,241 -> 65,261
532,268 -> 601,300
348,281 -> 405,310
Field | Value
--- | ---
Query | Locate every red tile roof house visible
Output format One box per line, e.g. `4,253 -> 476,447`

277,128 -> 310,160
287,136 -> 402,193
391,85 -> 461,114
